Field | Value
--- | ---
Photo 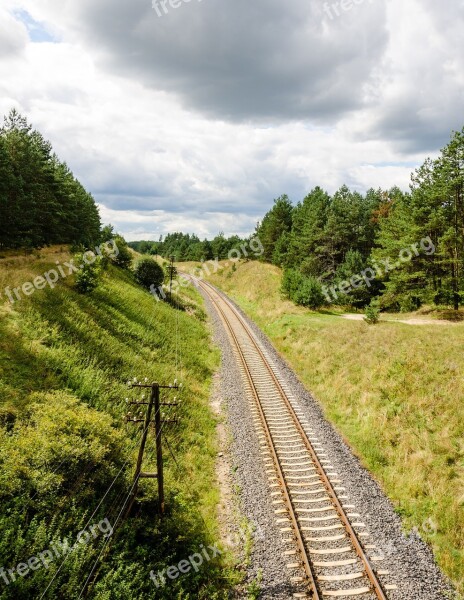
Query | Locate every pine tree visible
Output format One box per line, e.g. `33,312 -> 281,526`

256,195 -> 293,263
0,136 -> 17,249
321,185 -> 375,276
433,128 -> 464,309
286,186 -> 330,275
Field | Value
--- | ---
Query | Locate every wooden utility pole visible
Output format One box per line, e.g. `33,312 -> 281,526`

153,384 -> 164,514
125,381 -> 179,516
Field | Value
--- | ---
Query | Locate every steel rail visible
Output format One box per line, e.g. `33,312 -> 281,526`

197,277 -> 321,597
197,277 -> 388,600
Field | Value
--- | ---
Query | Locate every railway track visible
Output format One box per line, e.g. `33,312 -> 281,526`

192,276 -> 398,599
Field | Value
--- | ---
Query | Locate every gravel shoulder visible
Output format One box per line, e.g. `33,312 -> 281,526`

202,285 -> 457,600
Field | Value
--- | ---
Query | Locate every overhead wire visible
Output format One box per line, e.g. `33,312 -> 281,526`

42,396 -> 181,599
73,398 -> 182,598
38,395 -> 177,599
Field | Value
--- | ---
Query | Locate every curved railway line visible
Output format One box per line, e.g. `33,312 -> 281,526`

192,276 -> 398,599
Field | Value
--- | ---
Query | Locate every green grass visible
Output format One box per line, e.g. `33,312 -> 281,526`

193,259 -> 464,596
0,248 -> 239,599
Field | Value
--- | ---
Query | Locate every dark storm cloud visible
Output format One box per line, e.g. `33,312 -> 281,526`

64,0 -> 389,123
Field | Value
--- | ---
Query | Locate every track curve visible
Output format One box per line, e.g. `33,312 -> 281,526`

190,276 -> 398,599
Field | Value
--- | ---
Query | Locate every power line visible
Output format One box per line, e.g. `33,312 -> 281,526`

71,389 -> 182,599
76,478 -> 139,600
37,418 -> 156,600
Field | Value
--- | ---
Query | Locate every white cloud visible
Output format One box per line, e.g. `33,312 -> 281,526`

1,1 -> 462,239
0,5 -> 29,57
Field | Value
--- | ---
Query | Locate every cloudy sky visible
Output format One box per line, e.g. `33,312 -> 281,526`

1,0 -> 463,240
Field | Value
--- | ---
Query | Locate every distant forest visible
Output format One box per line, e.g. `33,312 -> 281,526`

128,233 -> 249,262
0,110 -> 101,250
134,126 -> 464,311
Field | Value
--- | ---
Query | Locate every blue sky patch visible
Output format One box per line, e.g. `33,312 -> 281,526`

14,9 -> 58,43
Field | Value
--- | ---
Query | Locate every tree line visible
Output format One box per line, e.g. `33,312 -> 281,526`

256,126 -> 464,311
128,232 -> 247,262
0,110 -> 101,250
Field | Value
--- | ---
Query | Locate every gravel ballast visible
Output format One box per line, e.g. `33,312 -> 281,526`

200,284 -> 456,600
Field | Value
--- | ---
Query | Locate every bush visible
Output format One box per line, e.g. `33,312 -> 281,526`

364,301 -> 380,325
433,289 -> 461,308
281,268 -> 301,299
0,391 -> 125,500
74,252 -> 102,293
294,276 -> 326,309
378,291 -> 401,313
281,268 -> 326,309
134,257 -> 164,290
398,293 -> 422,313
111,235 -> 133,269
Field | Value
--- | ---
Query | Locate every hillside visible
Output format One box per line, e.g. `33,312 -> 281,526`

0,247 -> 234,599
195,258 -> 464,594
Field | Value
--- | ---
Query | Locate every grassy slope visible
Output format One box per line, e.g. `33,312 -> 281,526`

193,259 -> 464,594
0,247 -> 235,599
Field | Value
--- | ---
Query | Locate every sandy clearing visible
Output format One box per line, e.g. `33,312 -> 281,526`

341,314 -> 455,326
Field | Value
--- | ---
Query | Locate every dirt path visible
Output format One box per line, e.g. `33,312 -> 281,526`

341,314 -> 455,326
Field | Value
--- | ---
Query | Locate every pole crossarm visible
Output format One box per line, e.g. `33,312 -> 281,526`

124,381 -> 179,516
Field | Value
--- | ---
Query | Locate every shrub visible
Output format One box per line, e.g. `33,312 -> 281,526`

364,301 -> 380,325
0,391 -> 125,499
281,268 -> 326,309
134,257 -> 164,290
294,276 -> 326,309
378,291 -> 401,313
74,252 -> 102,293
433,289 -> 460,308
397,293 -> 422,313
281,268 -> 303,299
111,235 -> 133,269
